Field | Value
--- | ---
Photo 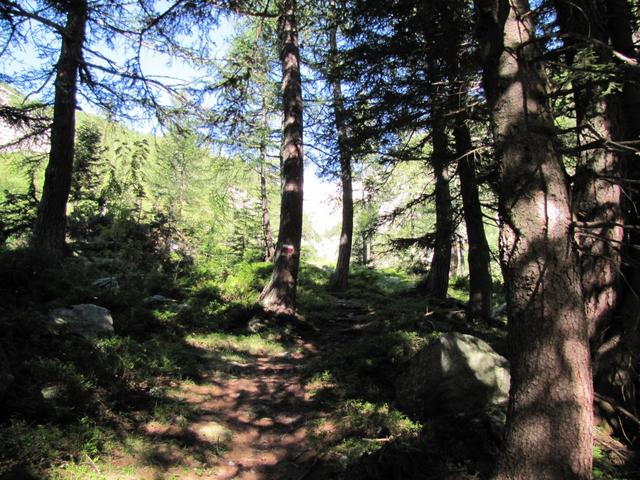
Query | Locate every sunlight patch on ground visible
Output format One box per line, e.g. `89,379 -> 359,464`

186,332 -> 286,357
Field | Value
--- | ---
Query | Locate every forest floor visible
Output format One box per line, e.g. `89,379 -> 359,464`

55,295 -> 411,480
1,258 -> 638,480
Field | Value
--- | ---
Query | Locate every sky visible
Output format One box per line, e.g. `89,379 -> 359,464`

0,4 -> 342,261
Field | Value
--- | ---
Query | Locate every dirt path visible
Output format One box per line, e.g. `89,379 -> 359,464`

177,350 -> 316,480
99,335 -> 325,480
95,299 -> 371,480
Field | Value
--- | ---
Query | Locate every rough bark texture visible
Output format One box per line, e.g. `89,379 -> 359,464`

32,1 -> 88,257
424,116 -> 452,300
328,25 -> 354,292
598,0 -> 640,436
259,0 -> 304,314
552,0 -> 624,343
475,1 -> 593,478
454,117 -> 493,320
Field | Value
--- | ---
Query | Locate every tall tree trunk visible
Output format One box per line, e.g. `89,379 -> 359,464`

424,116 -> 452,300
475,1 -> 593,478
449,238 -> 459,278
454,116 -> 493,320
598,0 -> 640,436
328,24 -> 354,291
32,1 -> 88,257
552,0 -> 624,343
259,0 -> 304,314
607,0 -> 640,137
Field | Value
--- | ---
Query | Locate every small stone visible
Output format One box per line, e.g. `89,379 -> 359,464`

41,383 -> 66,401
92,277 -> 119,290
143,295 -> 176,305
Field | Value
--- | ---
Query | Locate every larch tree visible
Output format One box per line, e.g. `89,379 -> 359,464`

209,16 -> 281,262
423,110 -> 453,300
327,19 -> 354,291
0,0 -> 194,257
454,116 -> 494,320
259,0 -> 304,314
474,0 -> 593,478
439,0 -> 493,319
30,0 -> 88,256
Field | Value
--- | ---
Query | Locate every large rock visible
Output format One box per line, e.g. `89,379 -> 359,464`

49,304 -> 114,340
396,332 -> 510,418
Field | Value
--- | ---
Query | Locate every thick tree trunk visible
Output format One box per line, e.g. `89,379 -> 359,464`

328,25 -> 354,291
552,0 -> 624,343
259,0 -> 304,314
475,1 -> 593,478
32,1 -> 88,257
598,0 -> 640,436
454,117 -> 493,320
424,117 -> 452,300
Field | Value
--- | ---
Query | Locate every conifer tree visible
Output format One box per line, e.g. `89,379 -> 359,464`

475,0 -> 593,477
259,0 -> 304,314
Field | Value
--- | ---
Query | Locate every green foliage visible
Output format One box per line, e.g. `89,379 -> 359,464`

71,122 -> 105,205
308,396 -> 421,466
0,186 -> 38,246
0,419 -> 110,476
96,336 -> 203,384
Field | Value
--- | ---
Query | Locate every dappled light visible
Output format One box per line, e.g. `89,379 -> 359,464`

1,0 -> 640,479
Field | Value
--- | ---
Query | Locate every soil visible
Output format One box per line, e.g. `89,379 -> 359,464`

96,300 -> 370,480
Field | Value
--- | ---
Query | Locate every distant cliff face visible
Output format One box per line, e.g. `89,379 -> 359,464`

0,85 -> 50,154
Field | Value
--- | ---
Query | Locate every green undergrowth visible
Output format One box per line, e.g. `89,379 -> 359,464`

1,248 -> 633,479
300,267 -> 447,473
0,237 -> 293,477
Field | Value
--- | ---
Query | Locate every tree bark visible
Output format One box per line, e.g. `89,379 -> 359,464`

552,0 -> 624,343
424,116 -> 452,300
598,0 -> 640,436
328,24 -> 354,292
32,1 -> 88,257
475,1 -> 593,478
259,0 -> 304,314
454,117 -> 493,320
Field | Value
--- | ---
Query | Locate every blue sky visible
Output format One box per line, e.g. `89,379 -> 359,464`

0,4 -> 342,259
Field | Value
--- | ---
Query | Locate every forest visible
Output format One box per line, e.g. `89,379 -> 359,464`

0,0 -> 639,479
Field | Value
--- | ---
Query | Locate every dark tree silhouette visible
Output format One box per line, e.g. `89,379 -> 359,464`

31,0 -> 88,256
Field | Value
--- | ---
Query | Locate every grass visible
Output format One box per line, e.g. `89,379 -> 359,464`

1,252 -> 637,480
186,332 -> 286,357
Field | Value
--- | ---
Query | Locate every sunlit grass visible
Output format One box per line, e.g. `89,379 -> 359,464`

308,400 -> 421,466
186,332 -> 286,356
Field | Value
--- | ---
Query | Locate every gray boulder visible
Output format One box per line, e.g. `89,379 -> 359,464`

396,332 -> 510,418
49,304 -> 114,340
